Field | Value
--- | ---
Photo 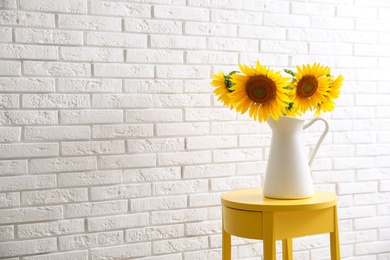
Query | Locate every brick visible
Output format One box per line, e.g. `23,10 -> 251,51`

0,175 -> 56,192
0,110 -> 57,125
153,180 -> 208,195
57,78 -> 122,93
92,124 -> 153,139
58,14 -> 121,31
59,231 -> 123,250
0,238 -> 57,258
311,42 -> 352,55
0,10 -> 55,27
154,236 -> 208,254
21,188 -> 88,205
22,94 -> 89,108
182,164 -> 235,179
156,122 -> 209,136
187,50 -> 238,64
24,61 -> 90,77
213,148 -> 262,163
154,5 -> 209,21
127,138 -> 185,153
262,40 -> 307,54
65,200 -> 127,218
90,1 -> 151,17
60,110 -> 123,124
0,160 -> 27,175
209,37 -> 259,52
0,126 -> 20,141
338,181 -> 378,195
186,220 -> 221,236
90,183 -> 151,201
184,249 -> 222,260
0,44 -> 57,60
151,208 -> 208,224
311,16 -> 354,30
0,206 -> 62,224
123,167 -> 181,182
94,63 -> 154,78
98,154 -> 156,169
18,219 -> 84,238
92,94 -> 152,108
357,19 -> 390,32
355,241 -> 390,255
334,157 -> 375,170
30,156 -> 97,174
0,225 -> 14,241
125,225 -> 184,242
0,192 -> 20,208
158,151 -> 212,165
131,195 -> 186,212
211,121 -> 262,134
15,28 -> 83,45
337,5 -> 377,18
124,79 -> 182,93
20,0 -> 87,13
86,32 -> 147,47
0,77 -> 54,92
0,94 -> 18,108
334,132 -> 375,144
88,213 -> 149,231
264,14 -> 310,27
125,109 -> 182,123
0,61 -> 21,76
127,49 -> 183,63
90,243 -> 151,259
21,251 -> 88,260
61,140 -> 125,156
211,176 -> 261,191
291,2 -> 335,16
24,126 -> 90,141
240,53 -> 289,67
212,9 -> 262,24
338,205 -> 376,219
61,47 -> 124,62
58,170 -> 122,187
0,143 -> 59,159
125,18 -> 182,34
236,161 -> 266,176
155,94 -> 210,107
356,144 -> 390,156
151,35 -> 207,50
185,108 -> 236,121
0,0 -> 17,8
189,192 -> 222,207
185,22 -> 236,37
187,135 -> 237,150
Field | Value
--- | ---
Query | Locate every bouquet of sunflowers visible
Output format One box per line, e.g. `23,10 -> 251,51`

211,61 -> 343,122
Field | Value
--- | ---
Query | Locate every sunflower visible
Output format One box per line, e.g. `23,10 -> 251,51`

314,74 -> 344,116
228,61 -> 292,122
290,63 -> 332,115
210,71 -> 235,109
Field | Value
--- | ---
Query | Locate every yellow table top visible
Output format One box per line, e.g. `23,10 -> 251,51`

221,188 -> 337,212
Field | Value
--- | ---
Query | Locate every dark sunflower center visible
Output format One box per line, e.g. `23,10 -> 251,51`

246,75 -> 276,104
297,76 -> 318,98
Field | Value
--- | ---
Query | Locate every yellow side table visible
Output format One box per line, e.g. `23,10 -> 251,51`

221,188 -> 340,260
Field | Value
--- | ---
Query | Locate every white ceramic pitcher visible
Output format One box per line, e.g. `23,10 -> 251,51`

263,116 -> 329,199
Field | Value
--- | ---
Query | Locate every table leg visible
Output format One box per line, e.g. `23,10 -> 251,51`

222,213 -> 231,260
263,212 -> 276,260
282,238 -> 293,260
330,206 -> 340,260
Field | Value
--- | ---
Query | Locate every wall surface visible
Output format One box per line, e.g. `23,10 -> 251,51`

0,0 -> 389,259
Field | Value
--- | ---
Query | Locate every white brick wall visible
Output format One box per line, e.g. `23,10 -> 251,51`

0,0 -> 389,259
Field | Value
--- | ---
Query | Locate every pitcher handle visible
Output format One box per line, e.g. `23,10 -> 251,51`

303,117 -> 329,168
